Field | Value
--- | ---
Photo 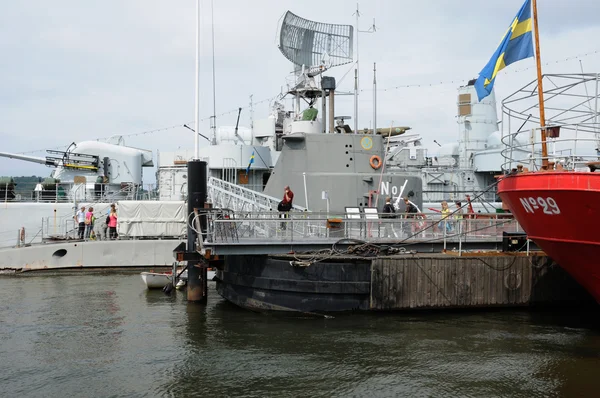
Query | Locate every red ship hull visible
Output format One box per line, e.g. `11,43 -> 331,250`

498,172 -> 600,303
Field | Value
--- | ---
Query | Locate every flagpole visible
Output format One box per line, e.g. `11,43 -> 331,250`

532,0 -> 549,169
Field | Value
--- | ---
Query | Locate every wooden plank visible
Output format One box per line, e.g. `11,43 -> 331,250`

431,259 -> 439,307
388,259 -> 397,309
465,259 -> 472,306
476,259 -> 483,305
481,260 -> 487,305
511,260 -> 520,305
388,259 -> 395,309
495,257 -> 504,306
523,257 -> 532,303
416,257 -> 423,308
379,260 -> 386,309
403,259 -> 410,309
426,257 -> 433,307
519,259 -> 527,304
438,261 -> 450,307
487,257 -> 495,305
509,260 -> 519,305
438,258 -> 446,307
370,260 -> 379,310
414,257 -> 420,308
456,259 -> 464,307
395,259 -> 403,309
376,260 -> 384,310
382,260 -> 390,310
446,258 -> 455,307
471,259 -> 478,305
391,259 -> 397,309
519,258 -> 527,304
410,257 -> 417,308
487,257 -> 494,305
501,257 -> 510,305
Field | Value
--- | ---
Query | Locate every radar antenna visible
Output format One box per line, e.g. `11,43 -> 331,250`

278,11 -> 353,76
277,11 -> 354,131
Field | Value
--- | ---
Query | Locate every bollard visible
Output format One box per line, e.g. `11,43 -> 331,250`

186,160 -> 208,302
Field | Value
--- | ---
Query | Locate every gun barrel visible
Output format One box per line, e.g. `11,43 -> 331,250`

0,152 -> 53,166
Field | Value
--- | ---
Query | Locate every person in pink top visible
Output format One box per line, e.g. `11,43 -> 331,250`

84,206 -> 95,239
108,204 -> 118,239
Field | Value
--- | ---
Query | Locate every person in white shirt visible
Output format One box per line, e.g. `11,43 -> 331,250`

74,206 -> 86,239
34,179 -> 43,202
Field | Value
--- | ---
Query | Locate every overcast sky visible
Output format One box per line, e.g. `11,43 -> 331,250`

1,0 -> 600,181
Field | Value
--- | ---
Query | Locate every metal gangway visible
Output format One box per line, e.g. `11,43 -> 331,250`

207,177 -> 307,213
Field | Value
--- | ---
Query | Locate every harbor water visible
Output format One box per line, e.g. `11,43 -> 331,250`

1,273 -> 599,397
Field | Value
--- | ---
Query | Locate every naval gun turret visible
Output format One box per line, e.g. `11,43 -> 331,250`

0,138 -> 154,202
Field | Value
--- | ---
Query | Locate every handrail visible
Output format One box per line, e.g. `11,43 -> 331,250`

499,73 -> 600,172
7,181 -> 156,204
500,129 -> 599,172
204,211 -> 522,252
208,177 -> 308,212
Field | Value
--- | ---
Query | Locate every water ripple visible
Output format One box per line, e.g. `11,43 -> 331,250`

0,275 -> 599,397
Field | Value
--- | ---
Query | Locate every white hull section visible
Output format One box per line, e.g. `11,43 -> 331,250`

0,239 -> 184,271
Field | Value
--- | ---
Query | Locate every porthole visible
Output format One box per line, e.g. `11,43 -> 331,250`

52,249 -> 67,258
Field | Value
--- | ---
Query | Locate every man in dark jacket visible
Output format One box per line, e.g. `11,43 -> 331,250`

382,197 -> 396,238
402,197 -> 418,236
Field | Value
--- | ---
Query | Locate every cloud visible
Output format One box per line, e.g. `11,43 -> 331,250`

1,0 -> 600,180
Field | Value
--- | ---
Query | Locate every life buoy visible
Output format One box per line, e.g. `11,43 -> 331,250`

369,155 -> 382,170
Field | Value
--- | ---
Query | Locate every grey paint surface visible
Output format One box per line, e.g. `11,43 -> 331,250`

263,133 -> 422,214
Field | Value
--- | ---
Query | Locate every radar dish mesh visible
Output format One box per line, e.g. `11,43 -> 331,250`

278,11 -> 353,69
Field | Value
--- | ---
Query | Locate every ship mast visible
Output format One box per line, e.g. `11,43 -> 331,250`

532,0 -> 549,169
353,3 -> 376,134
193,0 -> 201,159
210,0 -> 217,145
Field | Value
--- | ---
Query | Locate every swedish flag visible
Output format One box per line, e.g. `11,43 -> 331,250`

475,0 -> 534,101
246,151 -> 255,175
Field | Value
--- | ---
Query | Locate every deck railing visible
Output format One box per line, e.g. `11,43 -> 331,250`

205,210 -> 522,250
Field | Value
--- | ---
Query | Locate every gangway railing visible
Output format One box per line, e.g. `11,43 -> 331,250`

207,177 -> 307,213
203,210 -> 524,255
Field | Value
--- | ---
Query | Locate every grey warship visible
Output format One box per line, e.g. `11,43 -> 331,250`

214,11 -> 425,312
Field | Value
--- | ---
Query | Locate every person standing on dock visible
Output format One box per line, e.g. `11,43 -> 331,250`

402,197 -> 418,236
440,201 -> 452,234
382,197 -> 397,238
84,207 -> 95,239
74,206 -> 86,239
108,204 -> 118,239
34,178 -> 43,202
453,201 -> 464,233
278,186 -> 294,230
